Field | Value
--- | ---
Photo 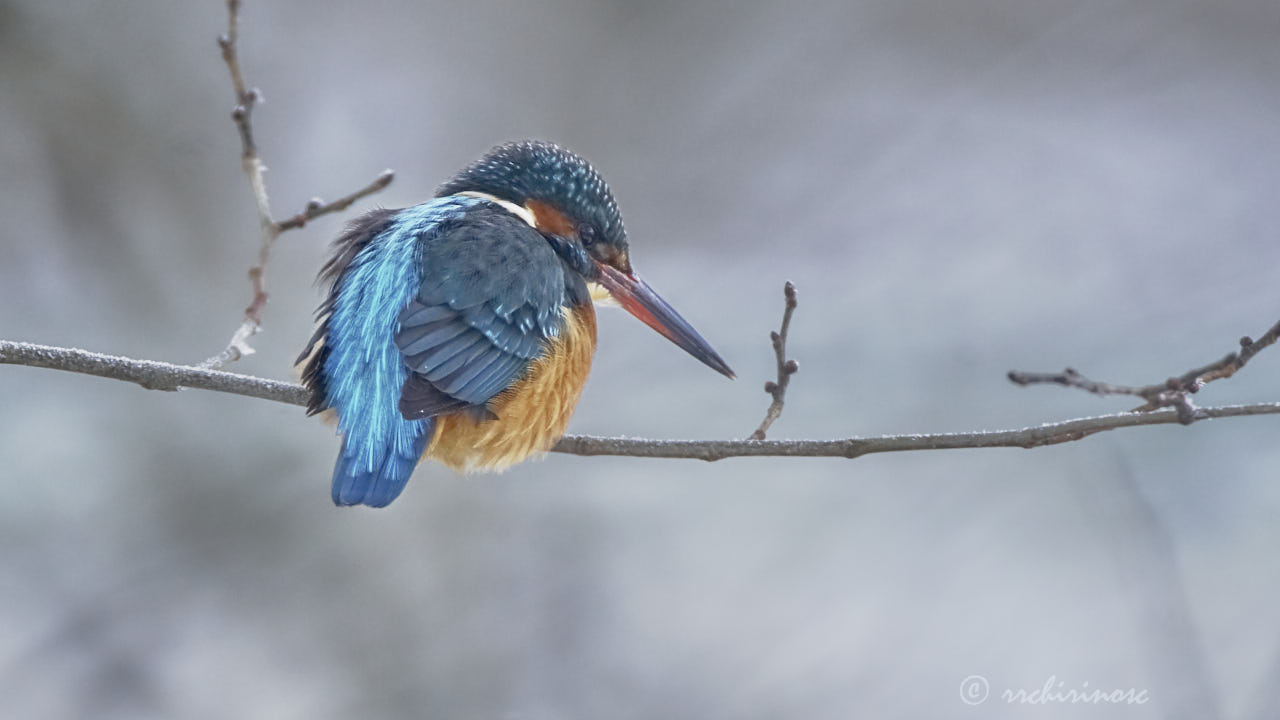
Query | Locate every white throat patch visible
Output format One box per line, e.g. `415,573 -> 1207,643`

457,191 -> 537,228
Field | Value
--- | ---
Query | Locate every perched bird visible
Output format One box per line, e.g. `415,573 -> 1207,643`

299,140 -> 734,507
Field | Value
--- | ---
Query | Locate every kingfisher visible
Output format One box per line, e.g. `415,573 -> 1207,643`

298,140 -> 734,507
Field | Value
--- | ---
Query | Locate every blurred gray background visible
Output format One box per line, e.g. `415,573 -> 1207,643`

2,0 -> 1279,718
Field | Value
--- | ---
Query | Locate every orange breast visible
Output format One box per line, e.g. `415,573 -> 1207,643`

425,302 -> 597,472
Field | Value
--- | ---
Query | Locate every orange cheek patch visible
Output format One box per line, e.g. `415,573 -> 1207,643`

525,199 -> 577,237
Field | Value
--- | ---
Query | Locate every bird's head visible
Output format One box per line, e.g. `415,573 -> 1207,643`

438,140 -> 733,379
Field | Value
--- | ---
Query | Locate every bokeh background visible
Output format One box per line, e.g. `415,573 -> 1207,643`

2,0 -> 1279,717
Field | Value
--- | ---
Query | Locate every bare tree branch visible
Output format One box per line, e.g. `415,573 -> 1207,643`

6,340 -> 1279,461
2,341 -> 308,405
1009,316 -> 1280,424
203,0 -> 392,370
750,281 -> 799,440
10,4 -> 1273,469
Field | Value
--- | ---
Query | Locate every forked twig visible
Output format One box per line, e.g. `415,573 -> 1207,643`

202,0 -> 392,369
1009,317 -> 1280,424
750,281 -> 799,440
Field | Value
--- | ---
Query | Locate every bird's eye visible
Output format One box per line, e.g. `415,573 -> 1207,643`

577,223 -> 597,247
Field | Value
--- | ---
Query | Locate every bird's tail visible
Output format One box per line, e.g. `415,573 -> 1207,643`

331,418 -> 435,507
313,207 -> 439,508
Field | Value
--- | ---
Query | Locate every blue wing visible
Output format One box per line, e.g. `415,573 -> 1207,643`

395,202 -> 567,420
300,196 -> 566,508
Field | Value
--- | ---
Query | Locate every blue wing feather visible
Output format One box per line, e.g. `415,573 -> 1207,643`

400,303 -> 454,326
394,202 -> 566,416
397,319 -> 470,356
409,329 -> 486,377
462,355 -> 528,400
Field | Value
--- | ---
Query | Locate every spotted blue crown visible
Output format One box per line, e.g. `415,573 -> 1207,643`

436,140 -> 628,251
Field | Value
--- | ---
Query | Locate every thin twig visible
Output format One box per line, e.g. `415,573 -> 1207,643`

750,281 -> 799,439
202,0 -> 392,369
218,0 -> 255,156
1173,317 -> 1280,387
276,170 -> 396,231
1009,316 -> 1280,424
203,0 -> 271,369
6,340 -> 1278,461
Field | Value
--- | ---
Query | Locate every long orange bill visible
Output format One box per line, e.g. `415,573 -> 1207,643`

595,262 -> 735,379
